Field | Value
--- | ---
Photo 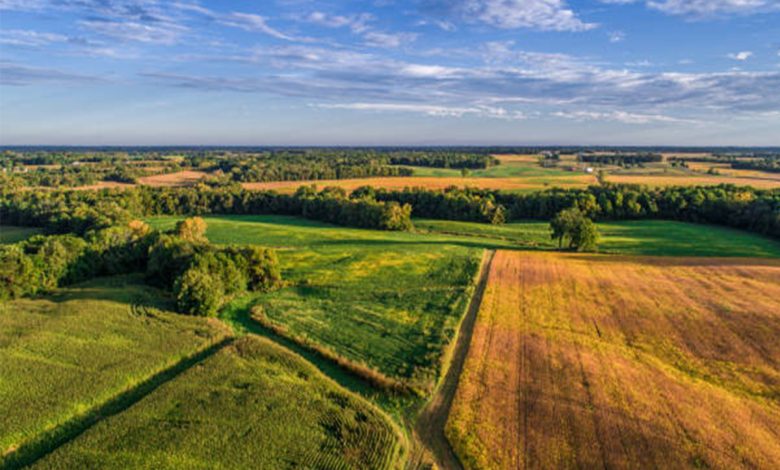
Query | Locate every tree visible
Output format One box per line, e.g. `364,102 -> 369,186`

550,208 -> 599,252
176,217 -> 207,243
173,266 -> 224,316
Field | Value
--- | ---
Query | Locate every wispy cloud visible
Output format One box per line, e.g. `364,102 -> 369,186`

0,61 -> 104,85
423,0 -> 597,31
599,0 -> 780,17
316,102 -> 525,119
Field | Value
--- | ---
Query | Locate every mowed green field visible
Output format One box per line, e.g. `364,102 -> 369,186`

0,226 -> 42,244
148,215 -> 483,393
0,275 -> 229,457
32,336 -> 405,470
415,219 -> 780,258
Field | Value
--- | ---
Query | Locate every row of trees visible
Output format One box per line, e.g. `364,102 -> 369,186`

0,184 -> 415,235
0,217 -> 283,316
732,159 -> 780,173
3,183 -> 778,240
578,153 -> 663,165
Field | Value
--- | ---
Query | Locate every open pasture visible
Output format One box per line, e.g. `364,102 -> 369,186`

0,226 -> 42,244
32,335 -> 405,470
447,251 -> 780,469
147,215 -> 484,393
415,219 -> 780,258
0,276 -> 228,457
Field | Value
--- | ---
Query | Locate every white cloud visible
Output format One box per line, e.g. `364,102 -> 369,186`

435,0 -> 597,31
552,110 -> 693,124
728,51 -> 753,61
600,0 -> 780,17
608,31 -> 626,42
316,102 -> 525,119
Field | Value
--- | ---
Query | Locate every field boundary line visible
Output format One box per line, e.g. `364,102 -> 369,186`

0,337 -> 234,470
414,249 -> 496,470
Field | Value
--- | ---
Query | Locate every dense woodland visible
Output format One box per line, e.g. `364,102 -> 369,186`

1,149 -> 498,186
578,153 -> 663,165
731,159 -> 780,173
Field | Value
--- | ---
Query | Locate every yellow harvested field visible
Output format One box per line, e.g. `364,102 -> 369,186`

447,251 -> 780,469
137,170 -> 210,186
242,176 -> 592,193
493,154 -> 540,163
607,174 -> 780,189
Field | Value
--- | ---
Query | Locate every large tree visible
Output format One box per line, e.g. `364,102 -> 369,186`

550,208 -> 599,252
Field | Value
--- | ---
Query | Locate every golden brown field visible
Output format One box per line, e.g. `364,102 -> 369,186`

137,170 -> 209,186
606,173 -> 780,189
241,176 -> 593,193
447,251 -> 780,469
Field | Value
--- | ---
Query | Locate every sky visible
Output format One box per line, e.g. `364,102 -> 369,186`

1,0 -> 779,146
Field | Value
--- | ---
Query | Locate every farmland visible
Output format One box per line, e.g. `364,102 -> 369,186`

0,276 -> 229,460
31,336 -> 405,470
446,251 -> 780,469
147,215 -> 485,394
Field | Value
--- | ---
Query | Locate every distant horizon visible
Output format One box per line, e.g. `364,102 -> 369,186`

3,144 -> 780,151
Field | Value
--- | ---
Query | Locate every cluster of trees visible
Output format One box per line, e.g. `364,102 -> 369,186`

578,153 -> 663,166
732,159 -> 780,173
0,217 -> 282,316
550,208 -> 599,251
148,218 -> 282,316
369,187 -> 506,224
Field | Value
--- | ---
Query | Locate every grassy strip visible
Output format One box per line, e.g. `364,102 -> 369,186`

0,337 -> 233,470
249,306 -> 415,396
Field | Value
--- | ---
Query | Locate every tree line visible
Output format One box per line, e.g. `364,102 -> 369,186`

578,153 -> 663,165
0,184 -> 414,235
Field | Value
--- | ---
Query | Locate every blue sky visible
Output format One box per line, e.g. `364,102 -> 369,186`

1,0 -> 779,146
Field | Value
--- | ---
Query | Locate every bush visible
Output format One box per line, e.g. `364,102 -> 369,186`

174,266 -> 224,317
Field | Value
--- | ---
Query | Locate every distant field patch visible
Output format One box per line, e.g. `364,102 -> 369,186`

0,226 -> 42,244
606,173 -> 780,189
32,335 -> 405,469
137,170 -> 209,187
242,175 -> 592,193
0,276 -> 228,456
447,251 -> 780,469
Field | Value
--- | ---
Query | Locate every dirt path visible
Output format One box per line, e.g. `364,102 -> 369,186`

414,250 -> 495,470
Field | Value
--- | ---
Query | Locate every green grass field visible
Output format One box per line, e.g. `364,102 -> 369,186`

148,215 -> 483,393
0,226 -> 42,244
0,275 -> 228,456
33,335 -> 405,470
415,219 -> 780,258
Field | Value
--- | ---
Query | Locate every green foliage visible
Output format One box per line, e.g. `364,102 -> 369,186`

174,216 -> 207,242
550,208 -> 599,251
174,266 -> 224,317
31,336 -> 405,470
